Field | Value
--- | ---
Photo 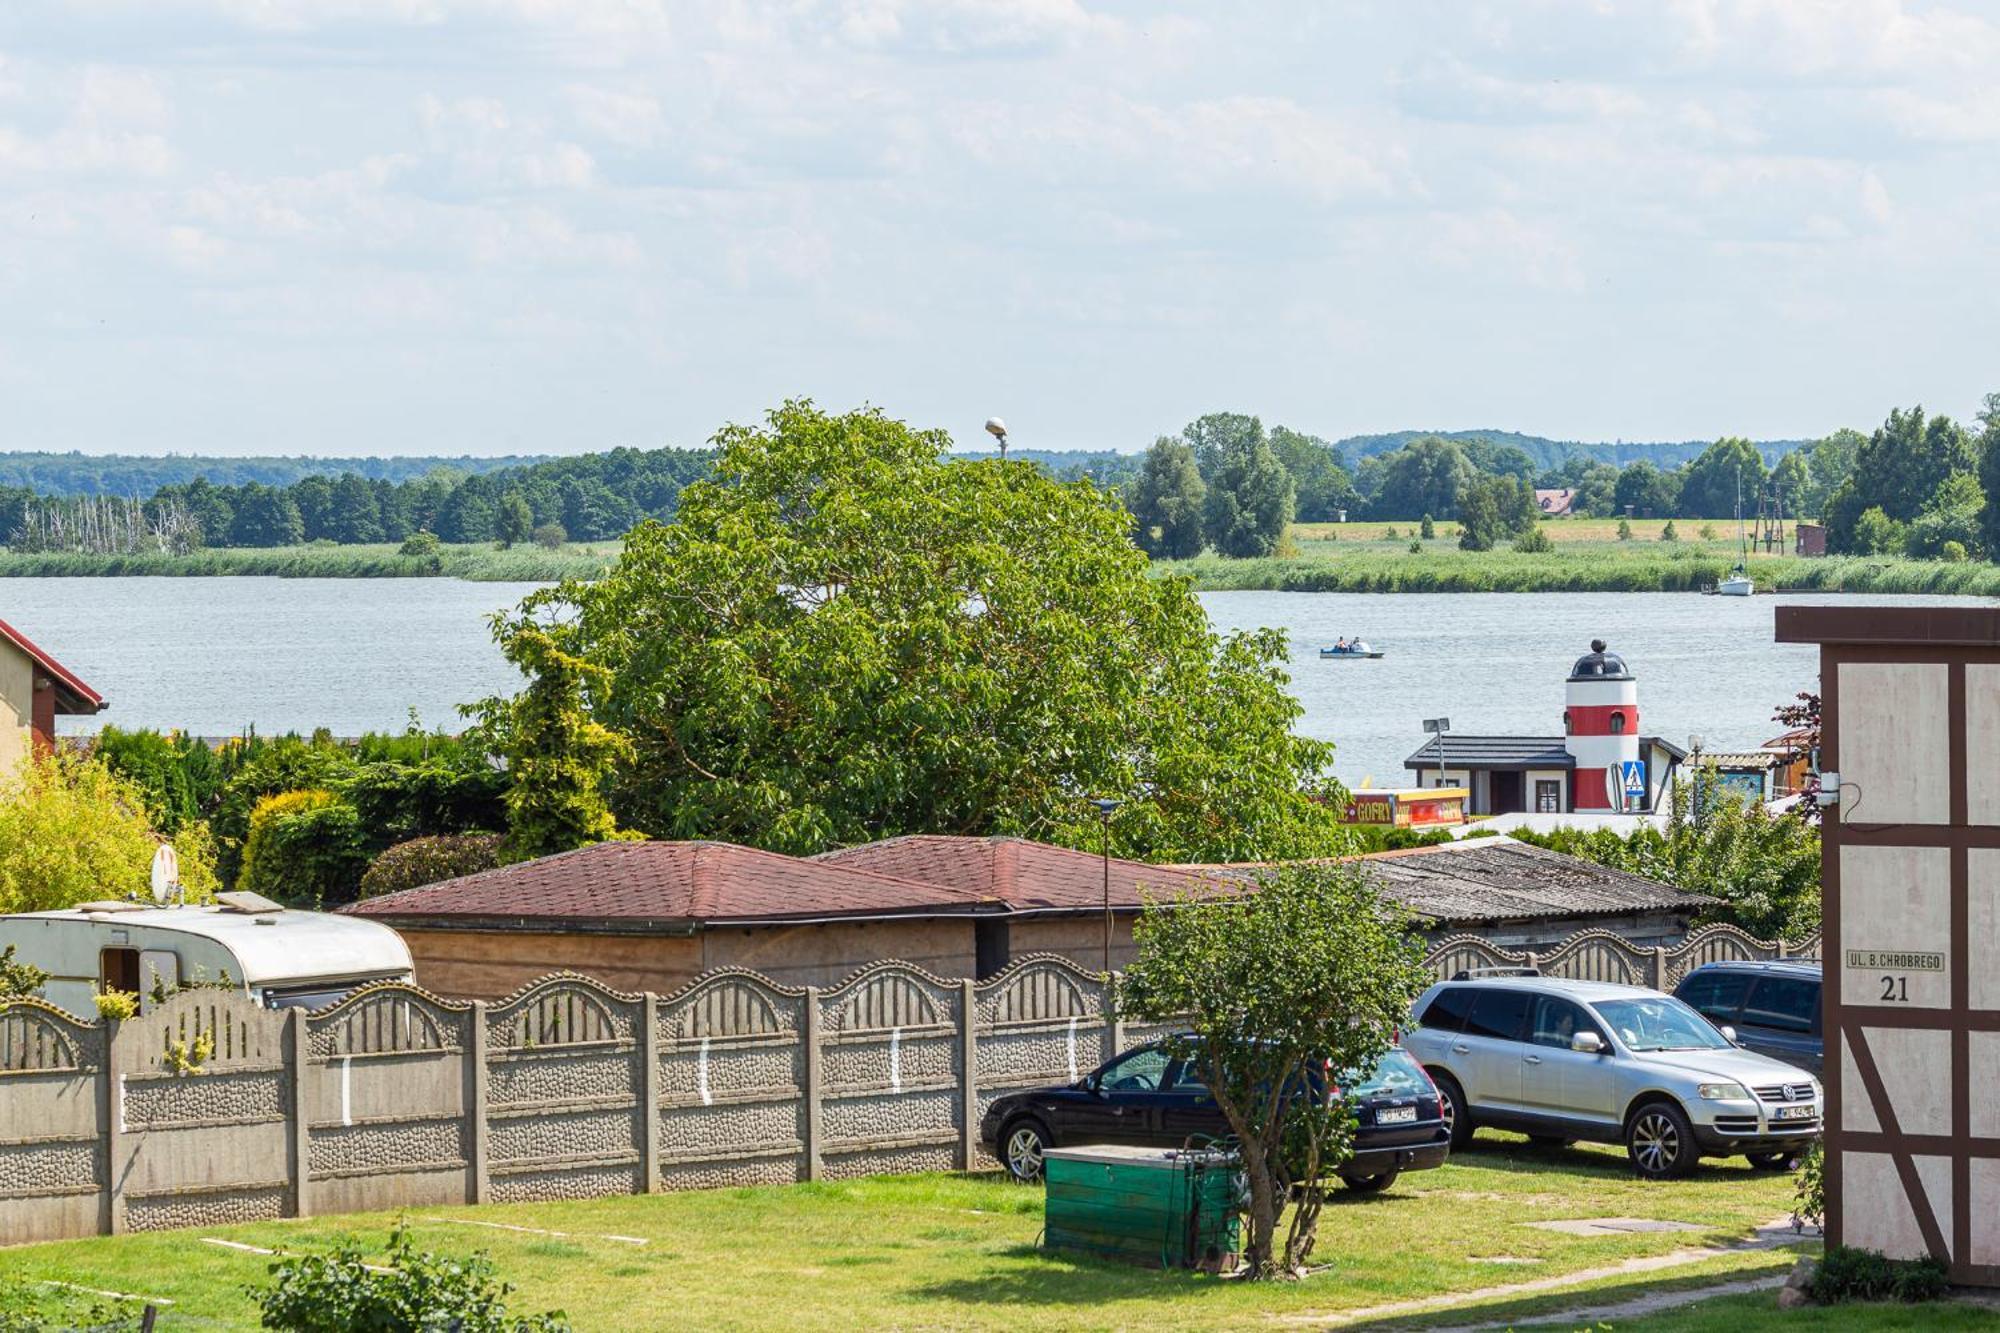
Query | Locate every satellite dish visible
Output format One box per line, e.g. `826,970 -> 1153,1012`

150,844 -> 181,905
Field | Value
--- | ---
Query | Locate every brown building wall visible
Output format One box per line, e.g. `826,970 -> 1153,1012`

698,919 -> 974,988
1005,915 -> 1140,974
398,918 -> 979,999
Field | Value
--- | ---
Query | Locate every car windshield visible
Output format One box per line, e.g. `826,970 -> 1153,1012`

1347,1048 -> 1429,1099
1590,996 -> 1731,1052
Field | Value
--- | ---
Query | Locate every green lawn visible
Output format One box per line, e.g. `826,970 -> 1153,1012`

0,1134 -> 1845,1331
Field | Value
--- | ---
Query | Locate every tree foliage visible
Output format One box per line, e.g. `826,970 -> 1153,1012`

1116,864 -> 1430,1278
0,752 -> 219,913
257,1224 -> 569,1333
1826,406 -> 1977,553
1675,438 -> 1766,519
1456,475 -> 1537,551
1126,438 -> 1207,559
1369,437 -> 1476,519
1201,435 -> 1295,557
1268,427 -> 1358,522
360,833 -> 504,899
483,400 -> 1349,864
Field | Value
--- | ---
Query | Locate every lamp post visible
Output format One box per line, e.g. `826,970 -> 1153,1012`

984,417 -> 1009,460
1423,717 -> 1450,791
1090,797 -> 1119,975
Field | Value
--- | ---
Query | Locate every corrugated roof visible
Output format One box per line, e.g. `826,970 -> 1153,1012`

344,840 -> 998,927
814,835 -> 1225,910
1192,838 -> 1712,925
1704,751 -> 1779,770
0,617 -> 104,714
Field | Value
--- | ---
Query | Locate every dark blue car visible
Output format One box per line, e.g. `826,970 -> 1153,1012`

980,1040 -> 1450,1190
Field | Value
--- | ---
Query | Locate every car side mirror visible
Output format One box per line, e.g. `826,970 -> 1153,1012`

1570,1031 -> 1605,1055
1720,1025 -> 1740,1046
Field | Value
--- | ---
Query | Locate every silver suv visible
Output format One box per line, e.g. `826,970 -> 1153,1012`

1402,974 -> 1823,1179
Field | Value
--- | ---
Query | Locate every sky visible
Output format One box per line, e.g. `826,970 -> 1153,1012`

2,1 -> 1998,458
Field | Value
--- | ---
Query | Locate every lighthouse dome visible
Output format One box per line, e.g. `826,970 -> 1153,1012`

1568,639 -> 1632,681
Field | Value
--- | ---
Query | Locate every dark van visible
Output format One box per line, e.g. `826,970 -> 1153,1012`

1673,960 -> 1822,1075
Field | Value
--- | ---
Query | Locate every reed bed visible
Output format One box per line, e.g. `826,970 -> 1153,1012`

0,542 -> 620,582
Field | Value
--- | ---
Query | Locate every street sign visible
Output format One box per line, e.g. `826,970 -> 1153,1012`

1619,760 -> 1646,797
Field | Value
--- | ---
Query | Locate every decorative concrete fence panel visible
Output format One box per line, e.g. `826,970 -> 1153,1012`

971,956 -> 1116,1169
1425,923 -> 1816,991
0,1001 -> 105,1242
484,975 -> 646,1204
817,963 -> 963,1180
655,971 -> 808,1190
0,920 -> 1823,1241
303,984 -> 474,1216
112,990 -> 292,1233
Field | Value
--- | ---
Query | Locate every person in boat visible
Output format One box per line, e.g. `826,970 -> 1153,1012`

1334,637 -> 1348,652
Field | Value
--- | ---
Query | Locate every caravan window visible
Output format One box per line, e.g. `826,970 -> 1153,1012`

100,948 -> 141,995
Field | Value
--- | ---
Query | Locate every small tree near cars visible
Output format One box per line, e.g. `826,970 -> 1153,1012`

1116,863 -> 1430,1279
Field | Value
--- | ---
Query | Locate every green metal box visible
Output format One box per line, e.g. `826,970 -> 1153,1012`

1043,1144 -> 1242,1270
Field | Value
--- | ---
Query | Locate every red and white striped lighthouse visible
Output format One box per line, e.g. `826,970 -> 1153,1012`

1565,639 -> 1640,811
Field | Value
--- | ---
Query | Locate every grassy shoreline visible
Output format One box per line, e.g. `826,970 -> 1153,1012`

1,521 -> 1995,595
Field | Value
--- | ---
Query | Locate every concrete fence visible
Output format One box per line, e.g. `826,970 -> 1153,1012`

0,923 -> 1815,1242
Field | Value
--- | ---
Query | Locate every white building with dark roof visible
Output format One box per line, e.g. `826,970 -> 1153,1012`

1403,640 -> 1687,816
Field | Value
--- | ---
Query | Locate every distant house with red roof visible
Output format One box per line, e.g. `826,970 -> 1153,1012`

1533,488 -> 1575,516
345,837 -> 1225,997
0,618 -> 105,773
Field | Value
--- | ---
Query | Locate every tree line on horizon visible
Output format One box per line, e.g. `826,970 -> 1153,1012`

2,395 -> 1996,561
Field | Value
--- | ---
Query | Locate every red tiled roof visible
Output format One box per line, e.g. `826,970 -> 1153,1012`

814,835 -> 1223,911
0,618 -> 104,714
345,840 -> 997,926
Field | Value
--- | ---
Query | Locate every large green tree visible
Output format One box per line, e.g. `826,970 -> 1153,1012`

1675,438 -> 1766,519
1825,406 -> 1977,553
1456,475 -> 1537,551
1268,427 -> 1358,522
484,401 -> 1348,863
1804,428 -> 1864,518
1613,460 -> 1679,517
1201,437 -> 1295,557
1369,437 -> 1475,519
1126,438 -> 1207,559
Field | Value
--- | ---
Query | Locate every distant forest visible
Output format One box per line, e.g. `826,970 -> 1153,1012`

0,424 -> 1823,554
0,451 -> 546,496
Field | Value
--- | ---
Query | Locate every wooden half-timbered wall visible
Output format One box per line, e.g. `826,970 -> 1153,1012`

1779,606 -> 2000,1287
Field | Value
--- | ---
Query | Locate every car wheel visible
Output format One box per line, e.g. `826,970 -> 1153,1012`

1626,1102 -> 1698,1180
1527,1135 -> 1576,1149
1338,1169 -> 1400,1193
1745,1151 -> 1796,1172
1431,1071 -> 1475,1150
1001,1118 -> 1051,1183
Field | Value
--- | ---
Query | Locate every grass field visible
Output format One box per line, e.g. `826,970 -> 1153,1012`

0,1134 -> 1846,1331
0,540 -> 620,582
1163,517 -> 2000,595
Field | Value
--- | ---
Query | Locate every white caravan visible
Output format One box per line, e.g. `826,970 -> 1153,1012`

1,891 -> 414,1017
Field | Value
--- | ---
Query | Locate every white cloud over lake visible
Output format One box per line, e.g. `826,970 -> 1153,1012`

1,0 -> 1997,454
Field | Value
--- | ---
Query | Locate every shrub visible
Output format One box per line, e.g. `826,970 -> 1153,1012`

361,833 -> 504,898
0,752 -> 218,913
257,1224 -> 570,1332
1513,526 -> 1553,553
1698,523 -> 1716,540
240,790 -> 370,906
1807,1244 -> 1950,1304
1381,526 -> 1398,540
1852,505 -> 1908,556
399,530 -> 441,560
1941,539 -> 1969,563
0,945 -> 49,998
0,1277 -> 145,1332
1419,513 -> 1435,539
1659,520 -> 1679,542
1406,540 -> 1421,554
1616,518 -> 1632,540
94,989 -> 138,1022
93,727 -> 224,834
532,522 -> 568,550
1793,1141 -> 1824,1230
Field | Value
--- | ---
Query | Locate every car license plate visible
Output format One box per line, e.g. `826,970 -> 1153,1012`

1377,1106 -> 1417,1124
1772,1105 -> 1815,1122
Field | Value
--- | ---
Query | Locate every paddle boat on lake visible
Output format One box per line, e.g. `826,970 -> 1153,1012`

1319,639 -> 1384,659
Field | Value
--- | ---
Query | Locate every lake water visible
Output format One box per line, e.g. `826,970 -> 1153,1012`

7,578 -> 1985,784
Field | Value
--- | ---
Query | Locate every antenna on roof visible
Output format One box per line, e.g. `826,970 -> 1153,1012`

150,844 -> 181,907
